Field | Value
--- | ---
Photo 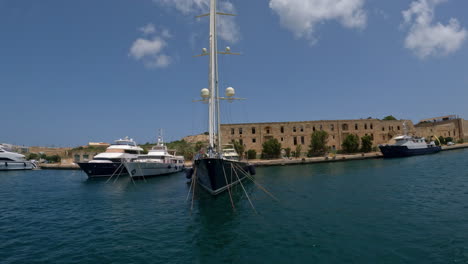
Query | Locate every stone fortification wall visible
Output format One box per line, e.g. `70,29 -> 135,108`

463,120 -> 468,140
221,119 -> 413,155
414,119 -> 464,141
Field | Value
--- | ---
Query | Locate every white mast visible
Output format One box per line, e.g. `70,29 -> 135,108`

208,0 -> 220,155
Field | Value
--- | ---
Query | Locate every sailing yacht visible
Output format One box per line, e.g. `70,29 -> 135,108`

0,145 -> 37,170
123,135 -> 185,179
189,0 -> 255,195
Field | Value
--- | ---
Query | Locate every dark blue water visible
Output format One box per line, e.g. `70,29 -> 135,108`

1,149 -> 468,263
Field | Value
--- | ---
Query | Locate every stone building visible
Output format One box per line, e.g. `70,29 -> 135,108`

221,119 -> 413,155
414,115 -> 468,142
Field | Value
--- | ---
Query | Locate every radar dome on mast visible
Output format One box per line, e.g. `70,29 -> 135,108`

201,88 -> 210,98
225,87 -> 235,97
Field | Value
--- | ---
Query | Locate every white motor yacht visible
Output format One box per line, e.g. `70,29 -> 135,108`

0,145 -> 37,171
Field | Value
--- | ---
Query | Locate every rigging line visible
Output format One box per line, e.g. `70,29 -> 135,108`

113,165 -> 124,183
186,172 -> 195,202
222,162 -> 236,211
234,163 -> 279,202
106,162 -> 123,183
136,161 -> 146,183
232,163 -> 257,214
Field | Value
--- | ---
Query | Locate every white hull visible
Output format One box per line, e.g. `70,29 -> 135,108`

0,161 -> 36,171
124,162 -> 184,178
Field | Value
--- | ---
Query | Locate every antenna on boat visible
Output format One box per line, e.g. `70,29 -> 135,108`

193,0 -> 245,155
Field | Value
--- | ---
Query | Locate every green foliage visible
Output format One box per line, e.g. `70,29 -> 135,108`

360,135 -> 373,153
231,140 -> 245,158
383,115 -> 397,120
308,130 -> 329,157
284,147 -> 291,158
457,138 -> 465,144
342,134 -> 360,153
45,155 -> 61,163
27,153 -> 39,160
295,144 -> 302,158
261,138 -> 282,159
438,136 -> 446,145
246,149 -> 257,160
167,140 -> 194,160
71,145 -> 108,153
194,141 -> 204,152
445,137 -> 453,143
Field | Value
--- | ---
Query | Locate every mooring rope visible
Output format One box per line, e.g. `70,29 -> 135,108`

232,163 -> 257,214
233,163 -> 279,202
222,162 -> 236,211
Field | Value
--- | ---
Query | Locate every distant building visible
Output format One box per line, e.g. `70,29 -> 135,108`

221,119 -> 413,155
414,115 -> 468,141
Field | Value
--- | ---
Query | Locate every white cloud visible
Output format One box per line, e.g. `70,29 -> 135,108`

269,0 -> 367,44
154,0 -> 240,43
129,25 -> 173,68
139,23 -> 156,35
402,0 -> 467,58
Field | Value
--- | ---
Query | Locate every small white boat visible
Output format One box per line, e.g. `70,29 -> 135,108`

0,145 -> 37,171
123,136 -> 184,179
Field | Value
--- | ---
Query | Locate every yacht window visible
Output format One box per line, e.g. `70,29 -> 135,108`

124,150 -> 139,154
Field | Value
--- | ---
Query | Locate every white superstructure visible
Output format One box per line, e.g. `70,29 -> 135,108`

392,135 -> 437,149
0,145 -> 37,171
89,137 -> 143,164
123,136 -> 184,178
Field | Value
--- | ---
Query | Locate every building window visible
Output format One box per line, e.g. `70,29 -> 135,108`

301,136 -> 305,145
382,127 -> 385,131
332,145 -> 336,150
293,136 -> 297,145
239,139 -> 243,146
371,134 -> 374,140
313,126 -> 316,132
448,131 -> 451,136
83,154 -> 89,161
252,138 -> 256,143
330,124 -> 335,131
332,135 -> 335,139
239,128 -> 243,134
300,126 -> 304,132
74,154 -> 80,162
252,127 -> 256,134
231,128 -> 235,135
370,124 -> 373,129
342,124 -> 348,131
293,126 -> 297,132
364,124 -> 368,130
382,135 -> 386,140
355,124 -> 358,130
397,126 -> 400,131
280,126 -> 284,133
281,137 -> 284,142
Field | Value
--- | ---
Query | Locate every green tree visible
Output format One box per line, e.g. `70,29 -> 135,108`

438,136 -> 446,145
342,134 -> 360,153
45,155 -> 61,163
457,138 -> 464,144
261,138 -> 282,159
360,135 -> 373,153
246,149 -> 257,159
445,137 -> 453,143
194,141 -> 204,152
284,147 -> 291,158
383,115 -> 397,120
167,140 -> 194,160
231,140 -> 245,158
27,153 -> 39,160
294,144 -> 302,158
308,130 -> 329,157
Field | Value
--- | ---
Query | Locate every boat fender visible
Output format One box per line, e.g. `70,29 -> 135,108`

167,165 -> 172,169
248,165 -> 256,175
185,168 -> 194,179
24,162 -> 26,167
5,162 -> 7,167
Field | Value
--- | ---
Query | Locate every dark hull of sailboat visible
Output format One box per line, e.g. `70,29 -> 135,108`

379,145 -> 442,158
77,162 -> 128,178
194,158 -> 251,195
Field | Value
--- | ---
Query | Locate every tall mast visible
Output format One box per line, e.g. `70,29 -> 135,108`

208,0 -> 220,154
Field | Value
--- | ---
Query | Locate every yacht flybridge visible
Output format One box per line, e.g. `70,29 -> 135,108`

123,134 -> 184,179
0,145 -> 37,171
77,137 -> 143,178
187,0 -> 255,195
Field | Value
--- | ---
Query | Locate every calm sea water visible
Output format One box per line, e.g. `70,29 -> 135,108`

1,149 -> 468,263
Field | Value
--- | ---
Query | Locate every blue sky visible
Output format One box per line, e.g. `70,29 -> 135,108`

1,0 -> 467,146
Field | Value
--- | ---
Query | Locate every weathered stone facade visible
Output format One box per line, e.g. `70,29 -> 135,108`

221,119 -> 413,155
414,117 -> 467,142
